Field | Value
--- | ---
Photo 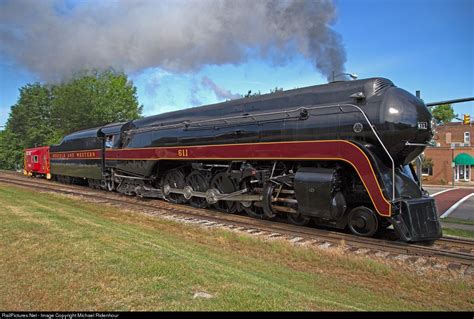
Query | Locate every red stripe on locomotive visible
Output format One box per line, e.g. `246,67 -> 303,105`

107,140 -> 391,216
49,140 -> 392,216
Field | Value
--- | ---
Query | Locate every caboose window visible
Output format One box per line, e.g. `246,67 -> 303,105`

33,155 -> 39,163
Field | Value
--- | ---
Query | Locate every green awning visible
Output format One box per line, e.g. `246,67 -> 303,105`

454,153 -> 474,165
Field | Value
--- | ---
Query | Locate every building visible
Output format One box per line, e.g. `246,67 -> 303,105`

422,122 -> 474,184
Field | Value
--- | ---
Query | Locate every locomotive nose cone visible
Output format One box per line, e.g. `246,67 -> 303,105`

380,87 -> 433,165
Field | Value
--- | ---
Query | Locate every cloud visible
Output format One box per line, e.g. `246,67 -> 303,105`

189,79 -> 203,106
144,69 -> 171,96
0,0 -> 346,82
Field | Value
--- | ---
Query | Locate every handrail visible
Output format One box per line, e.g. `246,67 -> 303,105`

405,142 -> 431,147
339,104 -> 395,201
128,102 -> 396,201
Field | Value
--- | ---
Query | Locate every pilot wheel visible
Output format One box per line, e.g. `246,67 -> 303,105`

287,212 -> 311,226
347,206 -> 379,237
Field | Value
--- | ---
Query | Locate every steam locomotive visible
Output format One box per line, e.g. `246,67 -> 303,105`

48,77 -> 442,242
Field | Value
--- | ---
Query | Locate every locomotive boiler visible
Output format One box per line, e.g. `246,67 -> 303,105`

49,77 -> 442,242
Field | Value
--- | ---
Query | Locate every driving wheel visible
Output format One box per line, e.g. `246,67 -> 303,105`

161,169 -> 186,204
210,172 -> 237,213
185,170 -> 210,208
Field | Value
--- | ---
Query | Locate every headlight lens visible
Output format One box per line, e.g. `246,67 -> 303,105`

430,118 -> 437,136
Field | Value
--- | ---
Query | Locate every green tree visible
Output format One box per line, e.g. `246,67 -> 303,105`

8,83 -> 56,145
0,69 -> 142,170
0,83 -> 55,169
0,129 -> 24,170
431,104 -> 456,125
51,69 -> 143,136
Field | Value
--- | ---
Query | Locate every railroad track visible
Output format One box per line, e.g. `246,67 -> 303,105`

1,171 -> 473,272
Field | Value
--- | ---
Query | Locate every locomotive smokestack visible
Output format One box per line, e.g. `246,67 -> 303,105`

0,0 -> 346,82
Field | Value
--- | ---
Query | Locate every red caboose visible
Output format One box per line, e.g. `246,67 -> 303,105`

24,146 -> 51,179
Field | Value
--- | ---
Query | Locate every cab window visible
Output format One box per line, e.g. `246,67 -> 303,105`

105,135 -> 114,148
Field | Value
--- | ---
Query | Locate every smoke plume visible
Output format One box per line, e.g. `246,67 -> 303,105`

201,76 -> 242,100
0,0 -> 346,82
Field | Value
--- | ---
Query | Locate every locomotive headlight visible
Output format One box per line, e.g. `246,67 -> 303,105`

430,117 -> 437,136
389,107 -> 399,114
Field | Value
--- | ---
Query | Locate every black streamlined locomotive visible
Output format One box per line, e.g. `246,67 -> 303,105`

49,77 -> 442,242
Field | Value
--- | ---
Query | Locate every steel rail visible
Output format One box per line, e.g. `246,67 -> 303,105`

2,170 -> 472,252
0,174 -> 472,267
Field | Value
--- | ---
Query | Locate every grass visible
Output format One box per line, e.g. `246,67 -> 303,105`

443,228 -> 474,239
443,217 -> 474,226
0,185 -> 473,311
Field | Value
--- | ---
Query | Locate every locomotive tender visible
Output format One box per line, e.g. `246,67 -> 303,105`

49,77 -> 442,242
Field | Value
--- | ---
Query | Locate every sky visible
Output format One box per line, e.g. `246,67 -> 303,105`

0,0 -> 473,129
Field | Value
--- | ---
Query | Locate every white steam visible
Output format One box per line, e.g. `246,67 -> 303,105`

201,76 -> 242,100
0,0 -> 346,82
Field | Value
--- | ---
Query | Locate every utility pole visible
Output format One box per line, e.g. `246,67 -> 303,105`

426,97 -> 474,107
451,143 -> 455,187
